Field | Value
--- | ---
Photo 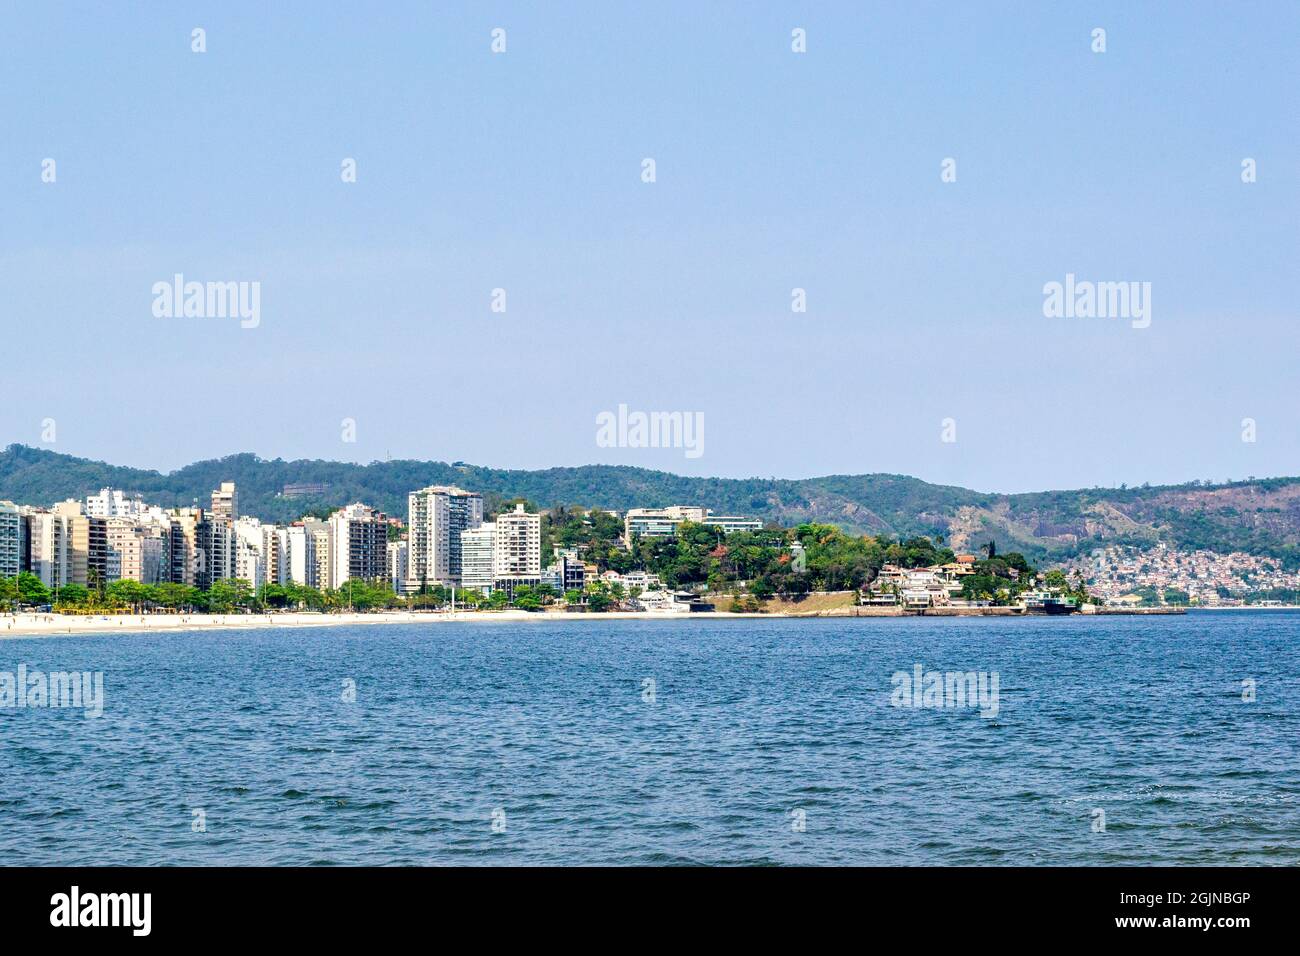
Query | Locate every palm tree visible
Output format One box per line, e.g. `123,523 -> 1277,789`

87,567 -> 104,604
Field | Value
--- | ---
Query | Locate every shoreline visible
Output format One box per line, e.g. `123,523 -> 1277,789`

1186,605 -> 1300,611
1,609 -> 781,637
0,604 -> 1197,638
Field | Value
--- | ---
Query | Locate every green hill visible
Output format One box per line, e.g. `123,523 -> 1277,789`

3,444 -> 1298,565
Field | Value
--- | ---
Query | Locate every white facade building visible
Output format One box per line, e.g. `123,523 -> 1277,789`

406,485 -> 483,588
84,487 -> 150,518
624,506 -> 707,541
387,540 -> 408,592
493,505 -> 541,580
26,510 -> 72,590
233,517 -> 268,590
624,505 -> 760,541
702,514 -> 763,535
286,522 -> 328,589
460,523 -> 496,593
285,526 -> 308,586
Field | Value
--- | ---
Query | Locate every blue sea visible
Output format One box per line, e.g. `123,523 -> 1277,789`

1,612 -> 1297,866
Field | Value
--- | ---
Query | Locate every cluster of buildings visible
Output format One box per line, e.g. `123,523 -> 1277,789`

622,506 -> 761,542
1080,543 -> 1300,605
0,480 -> 542,600
394,492 -> 762,598
0,480 -> 767,605
0,484 -> 390,596
860,555 -> 980,608
398,485 -> 552,598
12,480 -> 1295,611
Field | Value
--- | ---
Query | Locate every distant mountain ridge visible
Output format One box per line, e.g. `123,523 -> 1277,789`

3,444 -> 1299,565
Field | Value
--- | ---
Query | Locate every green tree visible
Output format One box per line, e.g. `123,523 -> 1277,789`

2,572 -> 53,607
54,583 -> 89,607
205,578 -> 254,613
151,582 -> 199,610
105,579 -> 151,611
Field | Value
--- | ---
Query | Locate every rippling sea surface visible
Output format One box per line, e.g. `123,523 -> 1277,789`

2,612 -> 1297,866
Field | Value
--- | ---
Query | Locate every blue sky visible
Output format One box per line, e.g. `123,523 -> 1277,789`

2,2 -> 1297,493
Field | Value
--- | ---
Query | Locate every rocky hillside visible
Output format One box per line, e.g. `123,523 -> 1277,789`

3,444 -> 1298,565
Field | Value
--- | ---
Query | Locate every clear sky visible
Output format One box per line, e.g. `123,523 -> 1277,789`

3,2 -> 1297,493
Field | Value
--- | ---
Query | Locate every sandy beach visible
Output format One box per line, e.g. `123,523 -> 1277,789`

0,608 -> 787,638
0,597 -> 1200,638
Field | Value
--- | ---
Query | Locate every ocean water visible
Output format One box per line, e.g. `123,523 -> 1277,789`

1,612 -> 1297,866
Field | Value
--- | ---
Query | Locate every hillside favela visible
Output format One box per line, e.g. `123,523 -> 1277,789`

3,446 -> 1297,630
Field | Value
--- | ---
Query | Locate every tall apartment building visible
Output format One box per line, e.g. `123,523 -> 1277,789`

52,500 -> 89,587
233,517 -> 268,589
406,485 -> 483,588
87,514 -> 108,589
493,504 -> 541,580
168,508 -> 203,586
104,517 -> 144,583
26,510 -> 72,589
312,523 -> 331,589
284,521 -> 332,590
387,540 -> 408,592
263,525 -> 289,586
0,500 -> 21,578
460,522 -> 496,594
328,503 -> 387,588
196,482 -> 238,588
285,524 -> 313,587
43,501 -> 108,590
138,521 -> 171,584
211,482 -> 238,522
196,517 -> 234,589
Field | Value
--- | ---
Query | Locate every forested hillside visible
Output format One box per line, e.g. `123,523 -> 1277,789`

3,444 -> 1298,565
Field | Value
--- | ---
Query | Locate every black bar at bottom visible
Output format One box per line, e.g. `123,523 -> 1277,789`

0,866 -> 1285,941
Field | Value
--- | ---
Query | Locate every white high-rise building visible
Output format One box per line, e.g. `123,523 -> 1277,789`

460,523 -> 496,593
286,520 -> 330,589
493,505 -> 541,580
285,525 -> 312,587
406,486 -> 483,588
26,510 -> 72,590
387,540 -> 408,592
233,517 -> 267,589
